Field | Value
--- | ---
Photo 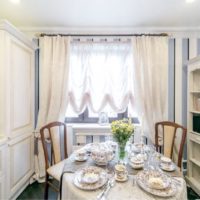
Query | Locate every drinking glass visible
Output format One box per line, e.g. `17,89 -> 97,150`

146,145 -> 156,169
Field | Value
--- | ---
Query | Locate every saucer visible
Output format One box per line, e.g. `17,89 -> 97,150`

74,155 -> 88,162
115,174 -> 128,182
160,163 -> 176,172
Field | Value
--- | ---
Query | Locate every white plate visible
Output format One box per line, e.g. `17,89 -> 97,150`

73,166 -> 108,190
160,163 -> 176,172
136,170 -> 176,197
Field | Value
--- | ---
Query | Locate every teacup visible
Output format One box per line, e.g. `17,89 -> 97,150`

160,156 -> 172,164
76,149 -> 87,160
114,164 -> 128,180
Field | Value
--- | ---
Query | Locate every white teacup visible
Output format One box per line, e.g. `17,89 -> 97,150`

76,149 -> 87,159
160,156 -> 172,164
115,164 -> 128,180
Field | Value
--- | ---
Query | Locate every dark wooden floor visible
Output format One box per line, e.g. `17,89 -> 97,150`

17,182 -> 200,200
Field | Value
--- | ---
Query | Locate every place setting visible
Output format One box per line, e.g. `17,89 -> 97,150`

136,169 -> 177,197
73,166 -> 108,191
74,149 -> 88,162
159,156 -> 176,172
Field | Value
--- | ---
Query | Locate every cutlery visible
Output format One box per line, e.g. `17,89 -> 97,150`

96,178 -> 115,200
101,178 -> 115,200
96,180 -> 110,200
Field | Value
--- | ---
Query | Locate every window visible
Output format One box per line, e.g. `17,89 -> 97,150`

66,40 -> 138,123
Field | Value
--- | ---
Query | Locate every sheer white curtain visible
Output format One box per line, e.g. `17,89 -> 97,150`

68,42 -> 134,115
34,36 -> 70,181
131,36 -> 168,143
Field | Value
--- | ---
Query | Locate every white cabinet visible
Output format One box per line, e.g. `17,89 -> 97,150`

186,56 -> 200,196
0,20 -> 35,199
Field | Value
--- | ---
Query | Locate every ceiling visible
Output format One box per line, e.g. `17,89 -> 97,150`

0,0 -> 200,30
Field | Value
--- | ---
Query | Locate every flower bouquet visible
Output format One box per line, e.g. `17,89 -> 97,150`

111,118 -> 134,162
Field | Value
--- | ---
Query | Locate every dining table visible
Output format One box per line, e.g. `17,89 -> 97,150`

60,143 -> 187,200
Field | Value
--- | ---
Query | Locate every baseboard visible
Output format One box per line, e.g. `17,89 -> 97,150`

9,180 -> 30,200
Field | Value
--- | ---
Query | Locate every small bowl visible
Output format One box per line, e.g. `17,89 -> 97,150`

82,172 -> 99,184
148,177 -> 166,190
130,157 -> 144,164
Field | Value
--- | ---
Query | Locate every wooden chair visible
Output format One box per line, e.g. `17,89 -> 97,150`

40,121 -> 68,200
155,121 -> 187,169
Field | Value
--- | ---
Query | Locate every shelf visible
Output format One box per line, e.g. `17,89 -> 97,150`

185,176 -> 200,196
190,110 -> 200,114
189,133 -> 200,145
190,91 -> 200,94
190,158 -> 200,167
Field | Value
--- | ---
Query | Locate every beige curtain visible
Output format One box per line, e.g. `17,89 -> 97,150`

33,36 -> 70,182
131,36 -> 168,143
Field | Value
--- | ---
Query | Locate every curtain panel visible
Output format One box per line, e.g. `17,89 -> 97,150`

131,36 -> 168,143
34,36 -> 70,181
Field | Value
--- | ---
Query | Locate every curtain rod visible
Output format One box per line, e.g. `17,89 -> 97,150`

39,33 -> 168,37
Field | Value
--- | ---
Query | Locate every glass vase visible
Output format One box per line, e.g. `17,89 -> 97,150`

118,142 -> 126,164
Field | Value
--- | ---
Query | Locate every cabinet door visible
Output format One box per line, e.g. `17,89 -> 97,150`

6,33 -> 34,139
8,133 -> 34,197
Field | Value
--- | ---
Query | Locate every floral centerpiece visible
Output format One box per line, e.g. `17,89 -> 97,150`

111,118 -> 134,162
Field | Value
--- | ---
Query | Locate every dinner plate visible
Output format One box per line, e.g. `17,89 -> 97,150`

136,170 -> 177,197
73,166 -> 108,190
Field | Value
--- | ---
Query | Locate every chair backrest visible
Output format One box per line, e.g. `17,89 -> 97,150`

40,121 -> 68,170
155,121 -> 187,168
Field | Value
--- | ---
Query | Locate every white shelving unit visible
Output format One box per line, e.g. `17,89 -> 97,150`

186,56 -> 200,196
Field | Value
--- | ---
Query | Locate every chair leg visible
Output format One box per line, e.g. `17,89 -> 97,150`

44,174 -> 49,200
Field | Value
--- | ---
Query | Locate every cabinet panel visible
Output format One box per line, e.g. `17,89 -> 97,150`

11,40 -> 31,129
9,134 -> 34,194
0,144 -> 6,177
9,36 -> 34,138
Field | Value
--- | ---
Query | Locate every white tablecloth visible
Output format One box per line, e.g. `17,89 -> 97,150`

61,173 -> 187,200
